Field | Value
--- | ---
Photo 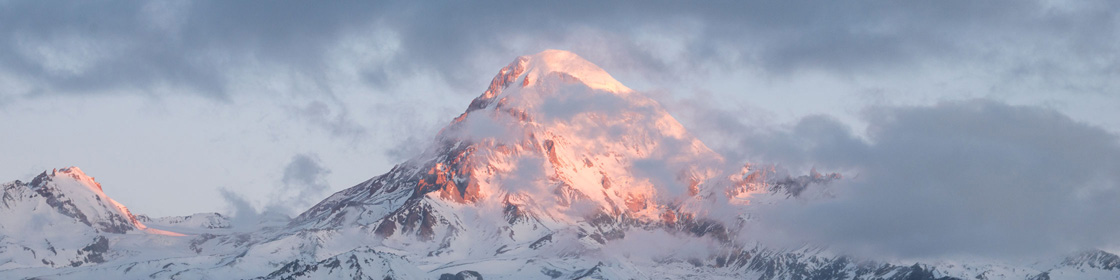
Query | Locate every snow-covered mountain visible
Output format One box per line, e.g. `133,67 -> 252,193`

0,167 -> 185,270
2,50 -> 1118,279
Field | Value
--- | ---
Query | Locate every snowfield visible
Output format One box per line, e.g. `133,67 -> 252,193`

2,50 -> 1116,280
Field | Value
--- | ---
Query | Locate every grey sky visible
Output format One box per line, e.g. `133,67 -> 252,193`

1,1 -> 1118,258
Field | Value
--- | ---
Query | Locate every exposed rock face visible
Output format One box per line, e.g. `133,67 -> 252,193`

439,270 -> 483,280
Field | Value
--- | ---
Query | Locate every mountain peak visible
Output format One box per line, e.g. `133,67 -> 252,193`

296,51 -> 725,234
51,166 -> 102,192
16,167 -> 184,236
457,49 -> 634,124
520,49 -> 631,94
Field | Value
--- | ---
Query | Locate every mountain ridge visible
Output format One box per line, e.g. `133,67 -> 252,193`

1,50 -> 1115,279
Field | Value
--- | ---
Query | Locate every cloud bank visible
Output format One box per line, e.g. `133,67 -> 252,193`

2,1 -> 1116,100
738,100 -> 1120,259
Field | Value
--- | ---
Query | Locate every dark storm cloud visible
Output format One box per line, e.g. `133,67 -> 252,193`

735,100 -> 1120,258
3,1 -> 1116,99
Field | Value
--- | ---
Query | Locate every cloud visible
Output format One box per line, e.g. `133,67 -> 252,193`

628,156 -> 704,199
665,91 -> 867,171
281,154 -> 330,192
3,1 -> 1116,101
5,0 -> 1120,260
218,188 -> 263,228
603,228 -> 718,263
294,101 -> 368,140
539,85 -> 632,121
743,100 -> 1120,259
218,153 -> 332,227
6,2 -> 1117,178
0,1 -> 382,99
274,153 -> 332,213
450,109 -> 518,143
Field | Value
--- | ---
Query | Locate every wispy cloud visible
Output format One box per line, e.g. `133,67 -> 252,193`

219,153 -> 333,226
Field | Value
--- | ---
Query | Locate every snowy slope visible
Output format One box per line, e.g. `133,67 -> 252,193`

0,167 -> 186,270
280,50 -> 750,276
135,212 -> 232,235
2,50 -> 1119,280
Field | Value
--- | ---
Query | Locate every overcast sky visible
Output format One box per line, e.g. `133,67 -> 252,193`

2,1 -> 1118,259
